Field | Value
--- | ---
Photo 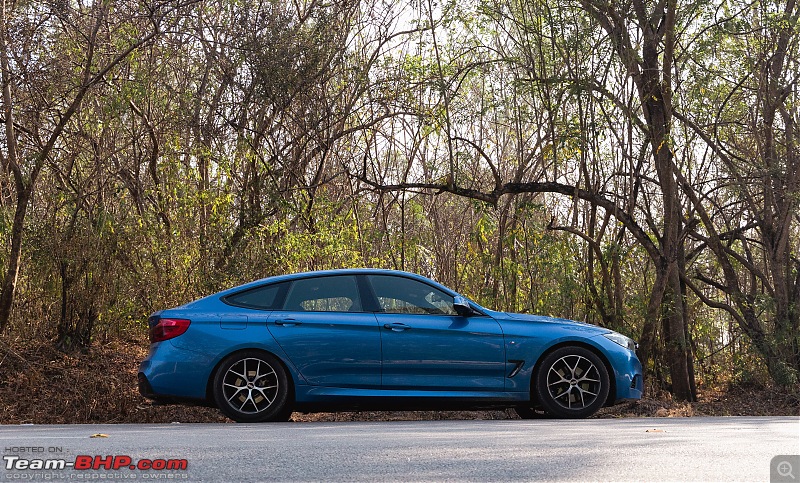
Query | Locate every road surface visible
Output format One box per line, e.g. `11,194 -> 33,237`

1,417 -> 798,481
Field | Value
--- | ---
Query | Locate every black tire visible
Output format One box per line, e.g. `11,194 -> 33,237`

533,346 -> 610,419
212,350 -> 292,422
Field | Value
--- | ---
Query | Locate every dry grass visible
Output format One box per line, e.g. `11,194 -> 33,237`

1,335 -> 797,424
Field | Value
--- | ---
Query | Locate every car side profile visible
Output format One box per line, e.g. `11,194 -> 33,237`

138,269 -> 642,421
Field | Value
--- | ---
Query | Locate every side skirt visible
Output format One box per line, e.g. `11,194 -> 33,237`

293,387 -> 529,412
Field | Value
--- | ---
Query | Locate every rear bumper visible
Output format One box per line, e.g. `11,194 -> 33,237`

138,341 -> 216,401
137,372 -> 157,399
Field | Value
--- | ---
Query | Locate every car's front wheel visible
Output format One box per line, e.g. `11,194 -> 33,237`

534,346 -> 610,418
212,351 -> 292,422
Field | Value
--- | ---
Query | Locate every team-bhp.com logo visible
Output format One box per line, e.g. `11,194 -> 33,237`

4,454 -> 188,471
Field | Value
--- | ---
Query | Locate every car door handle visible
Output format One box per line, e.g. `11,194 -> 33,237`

274,319 -> 301,327
383,323 -> 410,332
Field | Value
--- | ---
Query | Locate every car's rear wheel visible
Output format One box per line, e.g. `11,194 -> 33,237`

212,351 -> 292,422
534,346 -> 609,418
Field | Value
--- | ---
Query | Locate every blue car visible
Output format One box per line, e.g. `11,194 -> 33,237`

139,269 -> 642,421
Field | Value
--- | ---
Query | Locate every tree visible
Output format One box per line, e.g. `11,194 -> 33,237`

674,0 -> 799,385
349,0 -> 698,399
0,0 -> 190,332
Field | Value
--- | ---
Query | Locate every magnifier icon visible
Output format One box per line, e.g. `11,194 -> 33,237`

778,461 -> 796,479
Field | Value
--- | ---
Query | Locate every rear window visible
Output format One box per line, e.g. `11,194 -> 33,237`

224,282 -> 288,310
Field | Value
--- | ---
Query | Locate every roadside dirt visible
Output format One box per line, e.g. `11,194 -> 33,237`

1,337 -> 797,424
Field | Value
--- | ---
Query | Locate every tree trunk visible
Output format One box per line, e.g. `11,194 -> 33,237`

0,187 -> 31,332
664,267 -> 693,400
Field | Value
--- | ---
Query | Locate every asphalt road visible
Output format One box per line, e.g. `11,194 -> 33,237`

1,417 -> 798,482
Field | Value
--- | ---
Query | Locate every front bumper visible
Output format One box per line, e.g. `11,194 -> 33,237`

615,372 -> 643,401
589,333 -> 644,402
611,354 -> 643,401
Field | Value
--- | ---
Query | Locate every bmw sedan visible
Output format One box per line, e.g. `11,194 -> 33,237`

138,269 -> 642,421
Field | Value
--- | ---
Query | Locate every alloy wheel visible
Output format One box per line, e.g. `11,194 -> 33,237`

546,354 -> 602,410
221,357 -> 280,414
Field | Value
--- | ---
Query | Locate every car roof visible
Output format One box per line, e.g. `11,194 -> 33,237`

217,268 -> 450,296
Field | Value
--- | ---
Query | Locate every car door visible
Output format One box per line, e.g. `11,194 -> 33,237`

366,274 -> 506,391
265,275 -> 381,388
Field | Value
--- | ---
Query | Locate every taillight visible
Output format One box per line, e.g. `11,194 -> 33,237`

149,318 -> 191,342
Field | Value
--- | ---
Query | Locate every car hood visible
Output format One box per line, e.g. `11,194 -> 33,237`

497,312 -> 610,336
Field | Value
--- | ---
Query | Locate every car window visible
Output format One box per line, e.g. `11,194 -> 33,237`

283,276 -> 362,312
224,282 -> 287,310
367,275 -> 456,315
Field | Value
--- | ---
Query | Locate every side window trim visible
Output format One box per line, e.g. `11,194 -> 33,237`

356,275 -> 381,313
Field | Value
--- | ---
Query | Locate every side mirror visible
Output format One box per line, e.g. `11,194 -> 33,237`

453,295 -> 475,317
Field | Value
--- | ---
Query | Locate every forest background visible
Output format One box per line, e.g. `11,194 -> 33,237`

0,0 -> 798,422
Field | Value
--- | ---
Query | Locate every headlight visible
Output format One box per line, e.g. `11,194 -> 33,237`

603,332 -> 638,352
